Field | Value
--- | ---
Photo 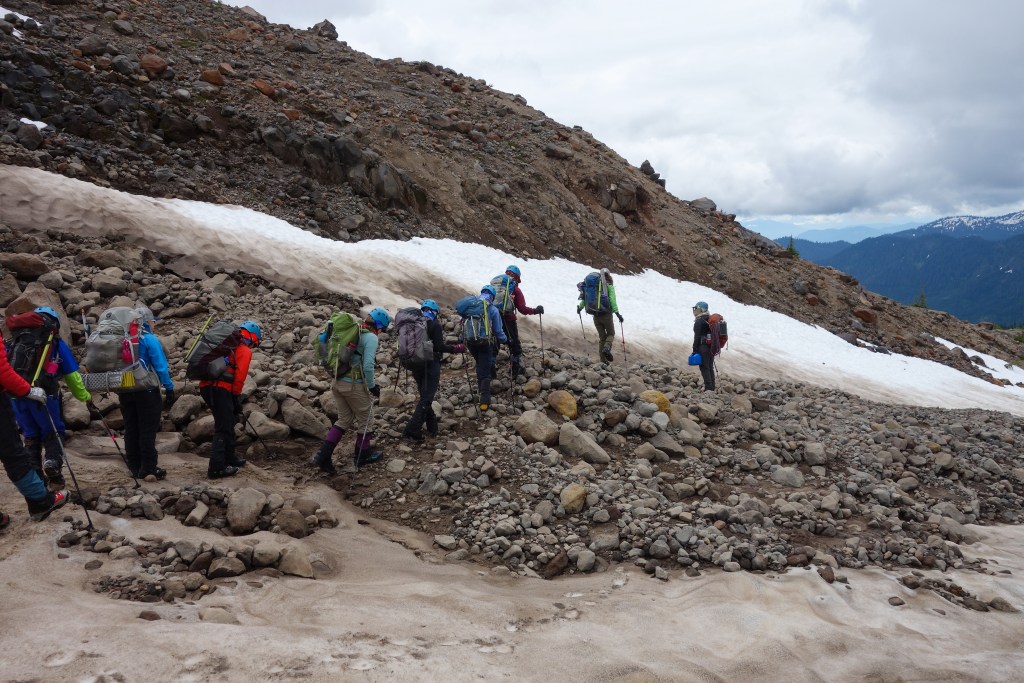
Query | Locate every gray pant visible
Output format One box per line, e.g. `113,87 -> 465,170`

593,312 -> 615,355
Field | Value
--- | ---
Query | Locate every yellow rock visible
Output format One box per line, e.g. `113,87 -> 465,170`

560,483 -> 587,513
639,390 -> 670,413
522,378 -> 542,398
547,390 -> 577,419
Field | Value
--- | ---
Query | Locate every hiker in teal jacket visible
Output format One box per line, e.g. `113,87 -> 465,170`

577,268 -> 622,362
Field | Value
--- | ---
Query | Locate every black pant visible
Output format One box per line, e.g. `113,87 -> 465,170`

0,393 -> 35,485
201,385 -> 236,471
697,344 -> 716,391
469,343 -> 495,404
403,361 -> 440,437
502,317 -> 522,369
119,388 -> 162,475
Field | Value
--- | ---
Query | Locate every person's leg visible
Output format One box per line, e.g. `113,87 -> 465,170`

698,344 -> 715,391
345,383 -> 378,466
472,345 -> 493,406
135,388 -> 164,478
0,394 -> 65,519
503,318 -> 523,375
206,387 -> 236,476
596,313 -> 613,360
403,363 -> 429,439
119,393 -> 142,475
422,362 -> 441,435
312,380 -> 353,473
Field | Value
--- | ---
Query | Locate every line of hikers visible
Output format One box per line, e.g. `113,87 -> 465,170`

2,264 -> 726,524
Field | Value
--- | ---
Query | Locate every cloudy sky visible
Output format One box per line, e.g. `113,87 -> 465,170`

227,1 -> 1024,233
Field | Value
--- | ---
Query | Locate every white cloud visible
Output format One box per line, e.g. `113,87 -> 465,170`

228,0 -> 1024,227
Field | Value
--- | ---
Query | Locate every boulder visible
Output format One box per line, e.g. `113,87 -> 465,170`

547,390 -> 577,419
207,556 -> 247,578
560,483 -> 587,513
278,546 -> 315,578
638,390 -> 670,413
558,423 -> 610,464
168,394 -> 205,426
246,411 -> 291,439
226,487 -> 267,534
514,410 -> 559,446
281,398 -> 330,438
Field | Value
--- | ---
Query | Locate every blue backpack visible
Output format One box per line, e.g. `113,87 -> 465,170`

455,295 -> 491,345
580,272 -> 611,314
489,274 -> 517,314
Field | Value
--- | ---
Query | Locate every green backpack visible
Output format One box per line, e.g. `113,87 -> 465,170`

315,312 -> 361,379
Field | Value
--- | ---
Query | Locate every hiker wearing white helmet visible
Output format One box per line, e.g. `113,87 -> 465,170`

691,301 -> 716,391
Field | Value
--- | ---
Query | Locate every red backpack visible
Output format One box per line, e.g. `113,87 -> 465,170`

708,313 -> 728,356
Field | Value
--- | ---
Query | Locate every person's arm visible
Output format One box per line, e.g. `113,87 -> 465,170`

513,288 -> 535,315
489,306 -> 508,343
361,332 -> 379,388
608,284 -> 619,314
430,320 -> 457,354
692,319 -> 701,353
140,334 -> 174,390
231,345 -> 252,395
55,341 -> 91,401
0,343 -> 31,396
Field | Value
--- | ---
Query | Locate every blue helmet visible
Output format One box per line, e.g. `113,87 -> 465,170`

693,301 -> 709,312
34,306 -> 59,320
480,284 -> 496,301
505,264 -> 521,283
369,307 -> 391,331
240,320 -> 262,345
420,299 -> 440,314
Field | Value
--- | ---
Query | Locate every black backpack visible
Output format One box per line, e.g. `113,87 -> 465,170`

185,321 -> 243,380
6,311 -> 60,392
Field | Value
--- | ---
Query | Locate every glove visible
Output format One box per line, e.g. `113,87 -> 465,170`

451,343 -> 466,354
232,395 -> 243,415
87,402 -> 103,420
25,387 -> 47,404
616,313 -> 624,323
163,389 -> 175,409
369,384 -> 380,398
534,305 -> 544,315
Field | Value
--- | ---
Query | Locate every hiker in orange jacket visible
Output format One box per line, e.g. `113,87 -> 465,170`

199,321 -> 260,479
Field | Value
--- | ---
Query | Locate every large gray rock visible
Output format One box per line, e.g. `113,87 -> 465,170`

185,415 -> 216,443
168,394 -> 205,426
227,488 -> 267,534
200,273 -> 240,297
247,411 -> 291,439
278,546 -> 314,578
558,423 -> 610,464
207,557 -> 247,578
281,398 -> 330,438
62,394 -> 91,429
646,432 -> 689,458
514,410 -> 559,446
771,467 -> 805,488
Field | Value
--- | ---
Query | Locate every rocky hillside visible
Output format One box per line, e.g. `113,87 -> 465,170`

1,226 -> 1023,589
1,0 -> 1023,374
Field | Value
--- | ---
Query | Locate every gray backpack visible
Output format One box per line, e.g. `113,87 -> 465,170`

394,307 -> 433,367
81,307 -> 160,392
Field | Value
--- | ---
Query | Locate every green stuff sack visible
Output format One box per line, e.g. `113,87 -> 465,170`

316,312 -> 361,379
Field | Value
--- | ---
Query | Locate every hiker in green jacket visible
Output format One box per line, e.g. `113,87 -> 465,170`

577,268 -> 622,362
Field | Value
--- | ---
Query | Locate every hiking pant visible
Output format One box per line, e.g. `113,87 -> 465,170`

200,385 -> 237,472
0,393 -> 49,504
403,361 -> 440,437
593,312 -> 615,354
697,343 -> 716,391
12,394 -> 65,466
120,387 -> 162,475
469,342 -> 494,404
502,317 -> 522,370
331,379 -> 372,433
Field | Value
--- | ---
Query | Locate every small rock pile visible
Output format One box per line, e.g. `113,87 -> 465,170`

60,524 -> 316,603
89,484 -> 337,539
896,572 -> 1020,613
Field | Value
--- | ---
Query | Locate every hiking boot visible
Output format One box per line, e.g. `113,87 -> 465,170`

28,490 -> 68,522
479,403 -> 489,413
43,459 -> 62,481
600,347 -> 613,363
227,457 -> 247,467
207,466 -> 239,480
355,451 -> 383,468
402,432 -> 424,443
311,440 -> 338,474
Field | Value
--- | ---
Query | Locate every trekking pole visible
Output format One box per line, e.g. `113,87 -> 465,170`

461,351 -> 480,413
41,408 -> 94,530
578,310 -> 587,340
619,319 -> 627,365
538,313 -> 545,368
241,412 -> 269,453
356,383 -> 377,471
88,401 -> 140,488
184,315 -> 214,361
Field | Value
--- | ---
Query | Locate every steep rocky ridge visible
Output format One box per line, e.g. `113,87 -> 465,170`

1,0 -> 1022,375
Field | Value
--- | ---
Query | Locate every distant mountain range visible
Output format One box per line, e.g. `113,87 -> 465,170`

772,222 -> 918,244
775,211 -> 1024,326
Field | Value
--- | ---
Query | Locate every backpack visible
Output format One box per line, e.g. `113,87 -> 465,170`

185,320 -> 243,381
489,274 -> 517,315
580,272 -> 611,314
455,294 -> 491,346
708,313 -> 728,356
315,312 -> 361,379
395,307 -> 433,367
6,311 -> 60,392
81,307 -> 161,392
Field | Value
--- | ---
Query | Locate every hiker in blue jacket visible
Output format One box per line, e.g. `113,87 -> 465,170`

468,285 -> 508,412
